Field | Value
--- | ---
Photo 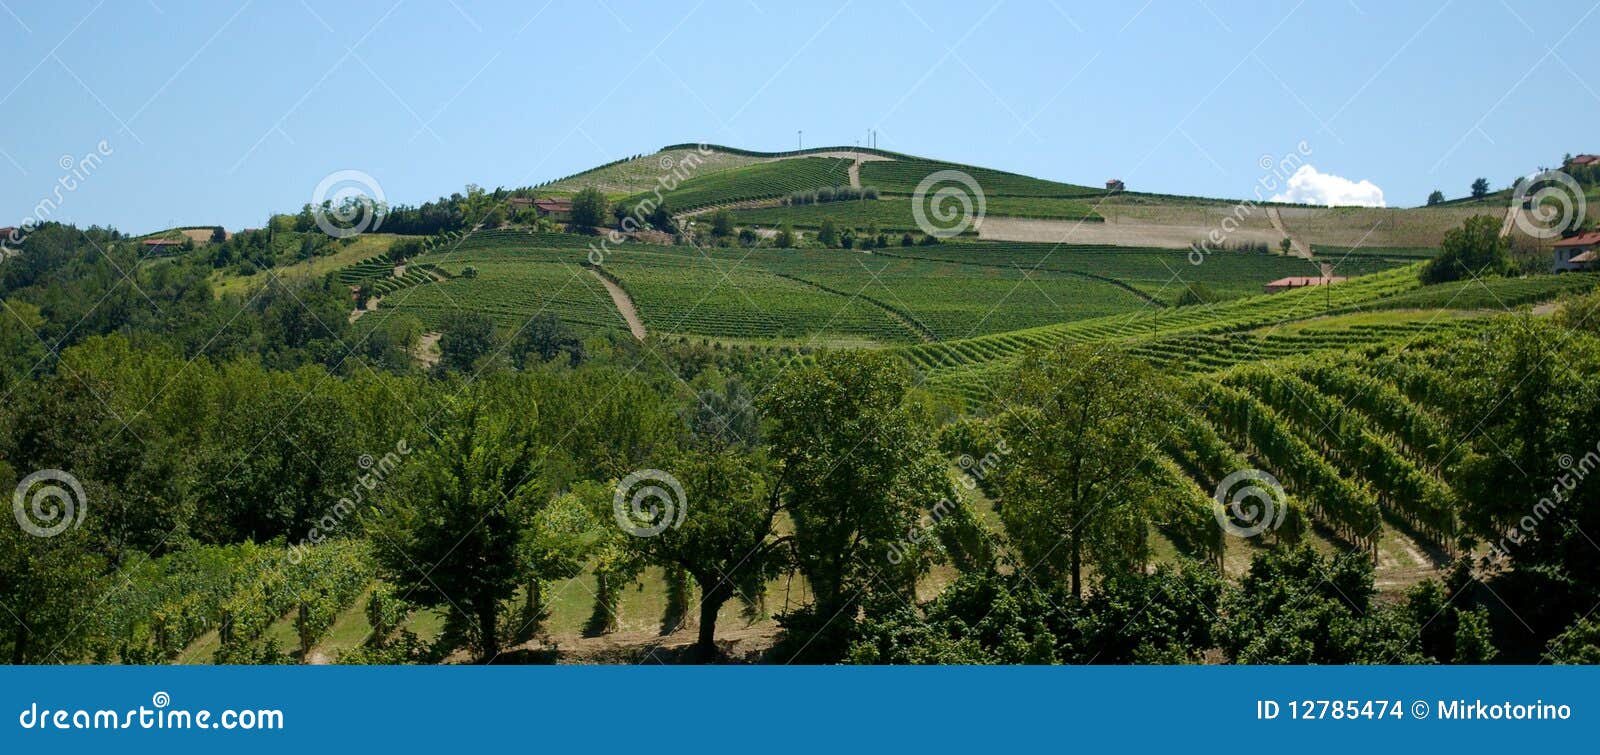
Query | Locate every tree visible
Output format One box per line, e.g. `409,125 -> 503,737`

709,209 -> 734,238
369,381 -> 545,662
774,224 -> 796,248
1173,282 -> 1219,307
991,345 -> 1176,598
438,311 -> 498,372
0,461 -> 105,664
387,237 -> 425,263
1277,237 -> 1292,255
509,314 -> 584,368
1420,215 -> 1510,283
646,200 -> 674,233
817,219 -> 838,247
763,351 -> 953,660
1219,546 -> 1426,664
1471,177 -> 1490,199
627,448 -> 786,659
569,187 -> 609,229
1427,189 -> 1445,206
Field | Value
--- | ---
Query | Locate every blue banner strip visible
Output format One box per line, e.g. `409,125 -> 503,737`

1,666 -> 1594,752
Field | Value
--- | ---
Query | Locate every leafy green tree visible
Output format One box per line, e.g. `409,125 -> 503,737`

646,200 -> 674,233
764,351 -> 953,660
774,224 -> 797,248
1420,215 -> 1509,283
1070,560 -> 1223,663
1427,189 -> 1445,206
1471,177 -> 1490,199
1173,282 -> 1220,307
511,485 -> 604,640
509,314 -> 584,368
369,381 -> 546,661
1219,546 -> 1426,664
569,187 -> 609,229
628,448 -> 786,659
437,311 -> 498,373
1547,616 -> 1600,663
991,346 -> 1175,598
0,521 -> 105,664
387,237 -> 425,263
709,209 -> 734,238
847,571 -> 1059,664
817,219 -> 838,247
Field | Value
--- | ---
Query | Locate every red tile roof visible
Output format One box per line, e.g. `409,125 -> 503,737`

1569,154 -> 1599,166
533,197 -> 572,211
1554,232 -> 1600,248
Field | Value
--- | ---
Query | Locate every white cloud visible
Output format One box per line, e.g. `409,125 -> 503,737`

1270,164 -> 1386,207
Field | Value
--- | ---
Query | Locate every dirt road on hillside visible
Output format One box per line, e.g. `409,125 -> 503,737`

590,268 -> 647,341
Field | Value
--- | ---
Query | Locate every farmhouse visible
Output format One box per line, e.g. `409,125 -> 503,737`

509,196 -> 571,220
1105,179 -> 1125,192
532,197 -> 572,219
1263,275 -> 1345,294
1553,231 -> 1600,272
1565,154 -> 1599,168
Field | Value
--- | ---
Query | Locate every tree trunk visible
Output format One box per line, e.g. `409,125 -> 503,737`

1070,533 -> 1083,600
11,621 -> 26,664
695,581 -> 732,662
477,599 -> 499,663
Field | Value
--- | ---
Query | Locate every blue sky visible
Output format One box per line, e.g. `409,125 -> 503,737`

1,0 -> 1596,234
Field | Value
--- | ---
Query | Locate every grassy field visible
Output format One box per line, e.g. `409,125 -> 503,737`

210,233 -> 402,298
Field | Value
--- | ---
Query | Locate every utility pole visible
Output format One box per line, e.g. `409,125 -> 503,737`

797,130 -> 802,150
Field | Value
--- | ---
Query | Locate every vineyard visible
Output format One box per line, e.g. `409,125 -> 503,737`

724,195 -> 1103,231
85,540 -> 375,664
627,157 -> 853,212
858,158 -> 1105,198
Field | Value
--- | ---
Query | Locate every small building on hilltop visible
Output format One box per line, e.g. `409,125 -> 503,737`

1553,231 -> 1600,272
1565,154 -> 1599,168
1105,179 -> 1125,192
1264,275 -> 1346,294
